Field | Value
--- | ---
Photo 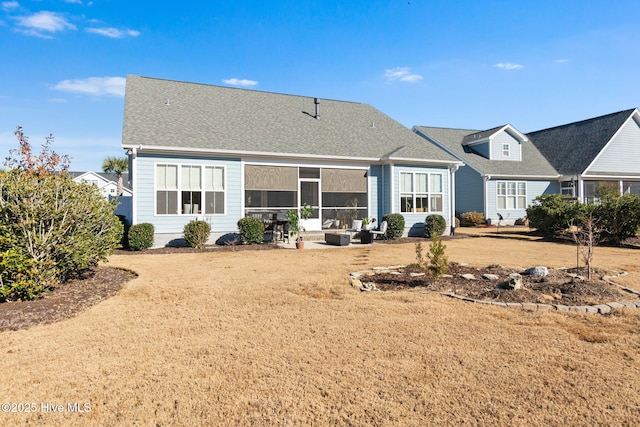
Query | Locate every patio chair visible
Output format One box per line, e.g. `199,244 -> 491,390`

369,220 -> 388,240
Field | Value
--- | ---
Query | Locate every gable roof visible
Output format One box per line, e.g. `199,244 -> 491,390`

526,109 -> 637,175
122,75 -> 460,165
69,171 -> 132,191
414,126 -> 558,177
461,124 -> 528,145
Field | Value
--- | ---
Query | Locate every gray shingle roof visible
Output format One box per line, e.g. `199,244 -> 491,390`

526,109 -> 636,175
122,75 -> 459,164
414,126 -> 559,177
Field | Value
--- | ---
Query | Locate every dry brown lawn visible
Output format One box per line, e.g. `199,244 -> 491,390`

1,230 -> 639,426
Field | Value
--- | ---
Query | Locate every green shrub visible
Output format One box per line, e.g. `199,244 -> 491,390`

595,193 -> 640,245
424,214 -> 447,237
184,220 -> 211,249
237,216 -> 265,244
116,214 -> 130,248
460,211 -> 485,226
526,194 -> 578,236
0,172 -> 123,299
128,223 -> 155,251
382,213 -> 405,240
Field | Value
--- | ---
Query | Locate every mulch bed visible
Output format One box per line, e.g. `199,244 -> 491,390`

0,267 -> 137,332
368,264 -> 634,306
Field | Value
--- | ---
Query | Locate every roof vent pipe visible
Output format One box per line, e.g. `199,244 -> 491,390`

314,98 -> 320,120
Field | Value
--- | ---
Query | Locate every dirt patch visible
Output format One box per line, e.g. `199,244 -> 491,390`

0,267 -> 137,331
367,264 -> 635,306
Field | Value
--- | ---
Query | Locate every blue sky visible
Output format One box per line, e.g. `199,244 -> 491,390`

1,0 -> 639,172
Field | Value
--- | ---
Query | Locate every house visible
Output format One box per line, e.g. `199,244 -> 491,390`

413,125 -> 560,225
526,108 -> 640,203
70,171 -> 132,199
121,75 -> 463,246
70,171 -> 133,225
414,108 -> 640,224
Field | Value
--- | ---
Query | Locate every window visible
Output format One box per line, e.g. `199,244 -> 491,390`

400,172 -> 444,213
204,166 -> 225,214
497,181 -> 526,210
155,164 -> 225,215
156,164 -> 178,215
502,143 -> 510,157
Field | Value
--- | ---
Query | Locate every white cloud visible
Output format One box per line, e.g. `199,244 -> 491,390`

2,1 -> 19,12
16,11 -> 76,38
494,63 -> 524,70
52,76 -> 126,97
384,67 -> 423,83
86,27 -> 140,38
222,78 -> 258,87
65,0 -> 83,4
554,59 -> 569,64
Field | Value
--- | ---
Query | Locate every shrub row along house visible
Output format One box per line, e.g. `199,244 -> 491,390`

121,75 -> 640,244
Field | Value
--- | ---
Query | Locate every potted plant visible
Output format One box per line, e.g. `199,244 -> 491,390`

287,204 -> 313,249
362,217 -> 376,231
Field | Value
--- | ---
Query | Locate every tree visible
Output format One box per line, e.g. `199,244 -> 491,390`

569,204 -> 602,280
102,156 -> 129,196
0,127 -> 122,301
5,126 -> 70,176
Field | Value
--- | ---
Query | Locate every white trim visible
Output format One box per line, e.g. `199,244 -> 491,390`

153,162 -> 227,216
496,180 -> 527,211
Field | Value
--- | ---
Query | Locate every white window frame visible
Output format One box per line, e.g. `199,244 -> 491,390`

502,143 -> 510,157
399,171 -> 444,213
155,163 -> 226,216
496,181 -> 526,210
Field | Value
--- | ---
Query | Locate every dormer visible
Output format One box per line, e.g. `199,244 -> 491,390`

462,124 -> 527,161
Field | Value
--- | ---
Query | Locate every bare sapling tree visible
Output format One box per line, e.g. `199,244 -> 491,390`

569,205 -> 602,280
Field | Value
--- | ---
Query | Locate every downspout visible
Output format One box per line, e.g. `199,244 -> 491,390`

127,146 -> 137,225
483,174 -> 491,222
449,164 -> 459,235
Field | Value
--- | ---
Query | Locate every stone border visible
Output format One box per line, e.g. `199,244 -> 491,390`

350,267 -> 640,315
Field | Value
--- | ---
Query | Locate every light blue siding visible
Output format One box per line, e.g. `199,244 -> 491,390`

469,142 -> 490,158
454,166 -> 483,213
369,165 -> 383,220
486,179 -> 559,223
393,164 -> 451,235
135,154 -> 242,234
588,117 -> 640,174
492,131 -> 521,161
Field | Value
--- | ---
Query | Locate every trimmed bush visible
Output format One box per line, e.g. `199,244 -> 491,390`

460,211 -> 485,227
424,214 -> 447,237
128,223 -> 155,251
526,194 -> 578,236
184,220 -> 211,249
381,213 -> 405,240
237,216 -> 265,244
595,193 -> 640,245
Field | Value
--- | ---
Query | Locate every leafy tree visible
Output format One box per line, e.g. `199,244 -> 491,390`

5,126 -> 70,176
102,156 -> 129,196
0,127 -> 122,301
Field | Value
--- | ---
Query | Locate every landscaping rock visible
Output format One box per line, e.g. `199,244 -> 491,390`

482,274 -> 500,281
500,273 -> 523,290
524,266 -> 548,277
460,274 -> 476,280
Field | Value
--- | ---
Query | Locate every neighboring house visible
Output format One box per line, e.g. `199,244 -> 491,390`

413,125 -> 560,225
121,75 -> 463,246
70,171 -> 133,225
527,108 -> 640,203
414,108 -> 640,224
70,171 -> 133,199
